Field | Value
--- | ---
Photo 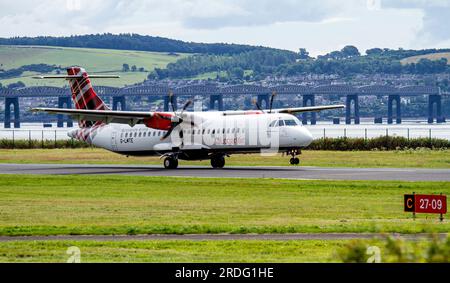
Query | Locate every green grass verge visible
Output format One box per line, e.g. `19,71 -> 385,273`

0,148 -> 450,168
0,174 -> 449,236
1,237 -> 447,263
0,45 -> 189,87
0,240 -> 349,263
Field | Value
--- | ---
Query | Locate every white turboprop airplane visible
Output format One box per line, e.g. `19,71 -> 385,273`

32,67 -> 344,169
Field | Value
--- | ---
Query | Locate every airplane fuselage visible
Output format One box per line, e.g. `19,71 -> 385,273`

69,112 -> 314,160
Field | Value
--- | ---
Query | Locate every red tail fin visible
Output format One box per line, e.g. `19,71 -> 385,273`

67,67 -> 109,128
67,67 -> 109,111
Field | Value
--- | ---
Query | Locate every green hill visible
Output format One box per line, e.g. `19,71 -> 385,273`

0,45 -> 189,87
401,52 -> 450,65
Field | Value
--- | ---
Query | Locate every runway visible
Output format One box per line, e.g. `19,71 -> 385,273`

0,233 -> 447,242
1,163 -> 450,181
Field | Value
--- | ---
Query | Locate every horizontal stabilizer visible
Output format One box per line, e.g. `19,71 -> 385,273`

33,75 -> 120,79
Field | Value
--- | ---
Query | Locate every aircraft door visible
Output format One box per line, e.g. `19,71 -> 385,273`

111,129 -> 119,151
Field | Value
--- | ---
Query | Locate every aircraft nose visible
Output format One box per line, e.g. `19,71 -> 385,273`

299,127 -> 313,146
67,129 -> 78,139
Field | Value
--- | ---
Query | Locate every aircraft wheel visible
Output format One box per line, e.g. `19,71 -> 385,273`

211,156 -> 225,168
290,157 -> 300,165
164,157 -> 178,169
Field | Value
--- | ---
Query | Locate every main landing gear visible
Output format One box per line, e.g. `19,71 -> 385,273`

210,155 -> 225,169
163,156 -> 179,169
287,149 -> 300,166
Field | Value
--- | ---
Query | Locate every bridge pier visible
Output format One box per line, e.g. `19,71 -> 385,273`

345,94 -> 360,124
209,94 -> 224,111
387,94 -> 401,124
57,97 -> 73,127
113,96 -> 127,111
164,95 -> 177,112
4,97 -> 20,128
428,95 -> 444,123
302,94 -> 316,125
257,94 -> 270,109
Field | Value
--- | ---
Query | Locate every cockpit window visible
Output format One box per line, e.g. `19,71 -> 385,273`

278,120 -> 285,127
284,119 -> 298,126
269,120 -> 278,127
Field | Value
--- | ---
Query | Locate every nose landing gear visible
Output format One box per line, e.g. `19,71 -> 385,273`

287,149 -> 300,166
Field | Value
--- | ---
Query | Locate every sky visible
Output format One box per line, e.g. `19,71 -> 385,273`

0,0 -> 449,56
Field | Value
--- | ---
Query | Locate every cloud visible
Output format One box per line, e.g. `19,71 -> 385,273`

0,0 -> 448,55
181,0 -> 349,29
382,0 -> 450,44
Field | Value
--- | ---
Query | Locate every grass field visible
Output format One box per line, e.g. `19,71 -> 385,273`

0,174 -> 449,236
401,52 -> 450,65
1,238 -> 446,263
0,240 -> 347,263
0,45 -> 189,87
0,148 -> 449,168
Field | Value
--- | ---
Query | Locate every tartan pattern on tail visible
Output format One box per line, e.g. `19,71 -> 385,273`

67,67 -> 109,129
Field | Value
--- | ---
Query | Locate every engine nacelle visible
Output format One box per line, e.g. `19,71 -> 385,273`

143,112 -> 173,130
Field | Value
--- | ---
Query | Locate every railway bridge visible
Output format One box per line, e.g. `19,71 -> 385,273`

0,84 -> 444,128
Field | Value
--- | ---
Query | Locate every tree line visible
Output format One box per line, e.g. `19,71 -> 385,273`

0,64 -> 62,80
0,33 -> 296,56
149,45 -> 450,80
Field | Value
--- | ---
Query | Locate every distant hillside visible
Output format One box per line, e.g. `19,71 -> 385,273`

401,52 -> 450,65
0,33 -> 296,56
0,45 -> 189,87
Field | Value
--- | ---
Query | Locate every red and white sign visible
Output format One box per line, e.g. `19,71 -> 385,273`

414,194 -> 447,214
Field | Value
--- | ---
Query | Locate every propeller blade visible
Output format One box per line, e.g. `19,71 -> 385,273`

161,128 -> 174,140
252,98 -> 263,112
169,91 -> 176,113
180,100 -> 192,116
269,91 -> 277,114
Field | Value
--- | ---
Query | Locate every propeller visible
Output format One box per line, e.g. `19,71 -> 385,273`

161,97 -> 193,140
252,98 -> 263,112
269,91 -> 277,113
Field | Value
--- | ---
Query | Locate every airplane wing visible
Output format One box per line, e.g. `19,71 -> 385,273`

31,107 -> 154,126
272,104 -> 345,113
222,104 -> 345,116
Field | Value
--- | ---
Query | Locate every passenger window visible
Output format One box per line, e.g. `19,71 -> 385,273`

212,129 -> 215,134
139,132 -> 142,137
125,133 -> 128,138
158,132 -> 161,136
153,131 -> 156,136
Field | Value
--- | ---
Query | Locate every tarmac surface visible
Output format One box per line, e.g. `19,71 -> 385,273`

0,233 -> 447,242
0,163 -> 450,181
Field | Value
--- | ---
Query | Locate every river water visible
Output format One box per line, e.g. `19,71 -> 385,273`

1,119 -> 449,141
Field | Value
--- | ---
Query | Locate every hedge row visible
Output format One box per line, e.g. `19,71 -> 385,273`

307,136 -> 450,151
0,136 -> 449,150
0,139 -> 91,149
